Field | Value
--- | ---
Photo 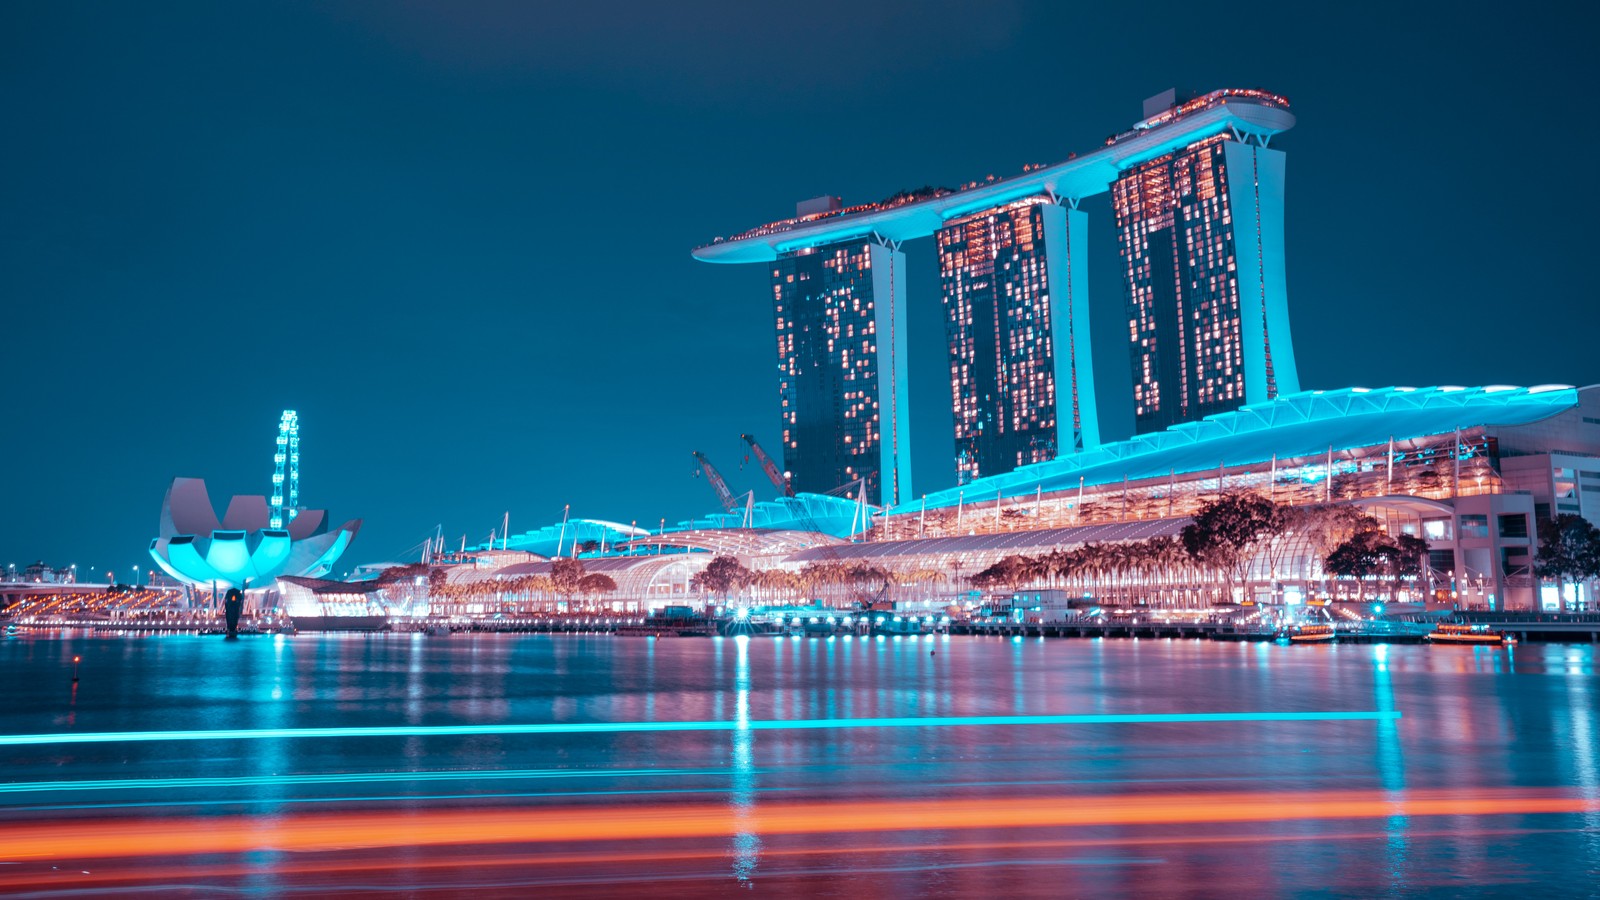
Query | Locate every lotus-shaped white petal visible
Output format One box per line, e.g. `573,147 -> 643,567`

221,496 -> 271,532
148,478 -> 360,588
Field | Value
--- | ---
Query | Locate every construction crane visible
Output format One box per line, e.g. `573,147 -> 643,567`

740,434 -> 794,497
691,451 -> 739,512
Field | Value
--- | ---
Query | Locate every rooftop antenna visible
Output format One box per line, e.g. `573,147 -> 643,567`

501,511 -> 509,551
269,410 -> 300,529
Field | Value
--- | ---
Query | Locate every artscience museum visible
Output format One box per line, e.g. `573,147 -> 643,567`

148,477 -> 361,589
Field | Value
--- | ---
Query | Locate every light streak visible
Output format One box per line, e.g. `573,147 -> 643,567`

0,710 -> 1399,747
0,824 -> 1579,892
0,787 -> 1589,862
0,766 -> 736,795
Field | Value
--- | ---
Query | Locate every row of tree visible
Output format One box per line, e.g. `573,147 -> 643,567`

968,494 -> 1431,605
691,555 -> 943,603
419,558 -> 619,611
682,495 -> 1437,607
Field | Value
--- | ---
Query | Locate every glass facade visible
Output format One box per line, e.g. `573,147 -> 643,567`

771,240 -> 903,506
1114,134 -> 1253,433
938,199 -> 1060,484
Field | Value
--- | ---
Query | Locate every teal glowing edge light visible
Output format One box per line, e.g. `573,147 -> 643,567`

0,709 -> 1401,746
913,385 -> 1581,511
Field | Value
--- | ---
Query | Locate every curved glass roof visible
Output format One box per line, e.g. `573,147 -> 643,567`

786,518 -> 1186,563
626,528 -> 845,558
480,493 -> 865,561
914,385 -> 1581,512
486,519 -> 648,558
663,493 -> 864,539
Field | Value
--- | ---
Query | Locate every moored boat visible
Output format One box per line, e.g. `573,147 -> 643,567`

1426,623 -> 1509,645
1287,623 -> 1337,643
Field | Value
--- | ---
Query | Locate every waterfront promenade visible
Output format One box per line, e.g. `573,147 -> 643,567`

9,608 -> 1600,643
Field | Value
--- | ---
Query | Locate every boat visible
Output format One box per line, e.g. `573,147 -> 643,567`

1426,623 -> 1509,645
1287,623 -> 1337,643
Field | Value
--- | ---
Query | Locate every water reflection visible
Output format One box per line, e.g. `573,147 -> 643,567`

1370,644 -> 1409,882
0,634 -> 1596,895
730,635 -> 759,884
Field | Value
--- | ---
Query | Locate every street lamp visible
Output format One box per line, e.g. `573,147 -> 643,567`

133,565 -> 140,587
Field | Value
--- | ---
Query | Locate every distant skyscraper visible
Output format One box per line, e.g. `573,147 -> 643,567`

1112,118 -> 1298,434
771,237 -> 912,506
938,198 -> 1098,484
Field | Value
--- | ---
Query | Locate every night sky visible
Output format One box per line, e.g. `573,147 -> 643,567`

3,1 -> 1595,579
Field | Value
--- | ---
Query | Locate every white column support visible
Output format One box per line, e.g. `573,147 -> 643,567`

1223,140 -> 1298,403
869,241 -> 913,507
1041,202 -> 1100,453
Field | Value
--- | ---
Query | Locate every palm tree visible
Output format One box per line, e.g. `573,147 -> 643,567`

1075,544 -> 1106,602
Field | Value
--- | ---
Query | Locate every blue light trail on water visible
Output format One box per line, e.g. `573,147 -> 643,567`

0,710 -> 1399,747
0,766 -> 736,795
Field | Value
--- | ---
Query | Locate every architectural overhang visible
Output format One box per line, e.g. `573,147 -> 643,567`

693,97 -> 1294,264
908,385 -> 1583,513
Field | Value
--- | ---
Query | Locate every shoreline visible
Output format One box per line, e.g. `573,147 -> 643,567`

8,614 -> 1600,644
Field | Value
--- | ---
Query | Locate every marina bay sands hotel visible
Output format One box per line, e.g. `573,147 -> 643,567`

694,88 -> 1298,508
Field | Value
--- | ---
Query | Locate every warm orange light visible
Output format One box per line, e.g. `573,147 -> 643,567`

0,787 -> 1592,863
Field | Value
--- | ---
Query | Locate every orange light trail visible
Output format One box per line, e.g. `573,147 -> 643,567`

0,824 -> 1577,892
0,787 -> 1593,863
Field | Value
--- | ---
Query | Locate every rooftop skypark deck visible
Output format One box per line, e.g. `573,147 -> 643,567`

693,88 -> 1293,264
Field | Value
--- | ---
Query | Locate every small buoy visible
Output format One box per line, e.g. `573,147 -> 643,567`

930,650 -> 936,656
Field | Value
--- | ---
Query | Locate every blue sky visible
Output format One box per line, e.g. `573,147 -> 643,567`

2,1 -> 1594,576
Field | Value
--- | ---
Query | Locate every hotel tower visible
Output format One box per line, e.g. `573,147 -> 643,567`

770,229 -> 912,507
696,89 -> 1299,496
1112,91 -> 1298,433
